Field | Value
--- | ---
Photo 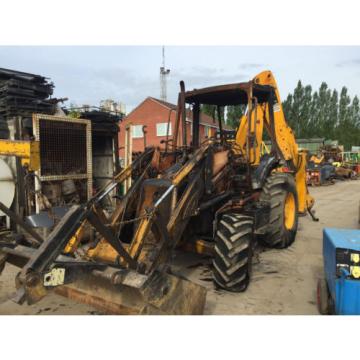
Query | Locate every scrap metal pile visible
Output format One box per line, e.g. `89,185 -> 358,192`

0,148 -> 208,314
306,143 -> 359,186
75,108 -> 123,133
0,68 -> 59,118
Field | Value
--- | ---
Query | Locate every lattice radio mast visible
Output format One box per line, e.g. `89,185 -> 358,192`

160,46 -> 170,101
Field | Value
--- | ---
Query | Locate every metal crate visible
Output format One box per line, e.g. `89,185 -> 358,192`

32,114 -> 92,211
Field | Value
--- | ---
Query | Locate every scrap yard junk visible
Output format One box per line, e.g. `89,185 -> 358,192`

0,68 -> 70,231
0,68 -> 67,139
0,67 -> 206,315
0,67 -> 124,224
0,68 -> 57,117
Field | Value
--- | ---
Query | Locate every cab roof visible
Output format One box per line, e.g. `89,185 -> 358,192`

184,82 -> 273,106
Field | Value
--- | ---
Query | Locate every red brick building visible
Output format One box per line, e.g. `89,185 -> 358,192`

119,97 -> 225,159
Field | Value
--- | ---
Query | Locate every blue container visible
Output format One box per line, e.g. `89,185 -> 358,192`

323,228 -> 360,315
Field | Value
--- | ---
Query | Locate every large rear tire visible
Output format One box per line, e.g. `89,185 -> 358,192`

260,172 -> 299,248
212,213 -> 254,292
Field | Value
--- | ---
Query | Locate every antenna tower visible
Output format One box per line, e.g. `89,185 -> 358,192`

160,46 -> 170,101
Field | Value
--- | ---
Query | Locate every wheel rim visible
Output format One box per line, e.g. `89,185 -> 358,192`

284,192 -> 296,230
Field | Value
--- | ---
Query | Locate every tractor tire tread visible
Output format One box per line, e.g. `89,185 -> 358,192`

213,213 -> 254,292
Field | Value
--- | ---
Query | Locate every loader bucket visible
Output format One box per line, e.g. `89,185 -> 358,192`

1,244 -> 206,315
54,268 -> 207,315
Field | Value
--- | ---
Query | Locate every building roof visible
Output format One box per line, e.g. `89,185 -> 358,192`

124,96 -> 233,130
149,97 -> 177,110
148,97 -> 232,130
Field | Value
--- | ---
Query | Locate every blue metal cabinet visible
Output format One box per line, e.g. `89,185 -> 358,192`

323,228 -> 360,315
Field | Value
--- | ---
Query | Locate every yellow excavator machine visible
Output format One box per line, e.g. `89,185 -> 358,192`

235,70 -> 315,215
0,70 -> 316,314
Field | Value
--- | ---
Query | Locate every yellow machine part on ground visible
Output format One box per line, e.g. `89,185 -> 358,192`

310,154 -> 324,165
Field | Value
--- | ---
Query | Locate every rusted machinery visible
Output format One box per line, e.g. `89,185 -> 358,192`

0,114 -> 206,314
0,148 -> 207,314
0,70 -> 315,314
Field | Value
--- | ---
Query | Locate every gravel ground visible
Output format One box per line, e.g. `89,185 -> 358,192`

0,180 -> 359,315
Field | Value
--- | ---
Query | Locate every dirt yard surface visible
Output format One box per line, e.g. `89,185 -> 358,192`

1,180 -> 359,315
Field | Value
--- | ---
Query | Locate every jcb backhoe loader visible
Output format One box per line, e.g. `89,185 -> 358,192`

0,70 -> 315,314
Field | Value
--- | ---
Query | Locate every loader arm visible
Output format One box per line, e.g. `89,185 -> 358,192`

0,146 -> 208,314
235,70 -> 314,213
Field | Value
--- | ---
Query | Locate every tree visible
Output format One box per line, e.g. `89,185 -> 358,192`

283,81 -> 360,150
326,89 -> 338,141
346,95 -> 360,150
316,82 -> 332,138
298,85 -> 312,138
201,104 -> 225,126
337,87 -> 351,149
226,105 -> 246,129
284,80 -> 312,138
68,102 -> 80,118
282,93 -> 293,127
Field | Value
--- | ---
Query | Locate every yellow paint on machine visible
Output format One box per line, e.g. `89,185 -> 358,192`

0,139 -> 40,171
235,70 -> 314,213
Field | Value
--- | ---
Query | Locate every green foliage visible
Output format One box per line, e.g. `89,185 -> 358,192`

201,104 -> 225,122
200,80 -> 360,150
226,105 -> 246,129
68,103 -> 80,118
202,104 -> 246,130
282,81 -> 360,150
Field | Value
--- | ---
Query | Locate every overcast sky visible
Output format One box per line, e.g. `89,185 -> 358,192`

1,46 -> 360,113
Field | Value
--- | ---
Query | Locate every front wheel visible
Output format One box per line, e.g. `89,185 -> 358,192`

212,213 -> 254,292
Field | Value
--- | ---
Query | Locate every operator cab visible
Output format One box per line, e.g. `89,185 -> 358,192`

178,81 -> 275,150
